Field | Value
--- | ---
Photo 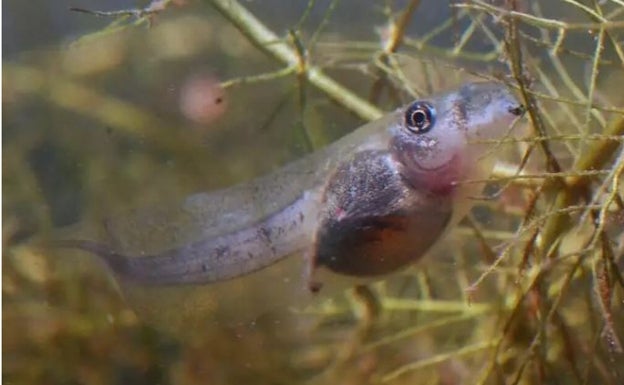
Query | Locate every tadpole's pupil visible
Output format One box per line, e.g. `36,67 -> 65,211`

413,110 -> 426,125
405,101 -> 435,134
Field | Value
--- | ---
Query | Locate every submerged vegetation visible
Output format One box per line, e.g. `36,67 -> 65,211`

3,0 -> 623,384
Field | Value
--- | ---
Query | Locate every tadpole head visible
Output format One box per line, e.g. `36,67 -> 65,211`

389,82 -> 523,194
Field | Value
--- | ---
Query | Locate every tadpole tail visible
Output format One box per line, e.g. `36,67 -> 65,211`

47,190 -> 317,286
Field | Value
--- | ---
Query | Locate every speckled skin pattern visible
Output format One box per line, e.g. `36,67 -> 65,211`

57,82 -> 523,287
314,149 -> 452,276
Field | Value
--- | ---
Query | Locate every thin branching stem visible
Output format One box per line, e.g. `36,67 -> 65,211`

207,0 -> 383,121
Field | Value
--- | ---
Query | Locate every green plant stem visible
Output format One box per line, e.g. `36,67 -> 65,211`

540,116 -> 624,253
206,0 -> 383,122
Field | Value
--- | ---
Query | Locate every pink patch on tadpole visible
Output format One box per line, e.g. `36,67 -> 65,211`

334,207 -> 347,220
179,74 -> 227,126
417,154 -> 463,196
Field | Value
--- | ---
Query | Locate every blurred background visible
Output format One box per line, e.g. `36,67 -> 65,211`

3,1 -> 624,384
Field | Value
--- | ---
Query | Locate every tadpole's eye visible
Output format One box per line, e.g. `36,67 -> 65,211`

404,101 -> 435,134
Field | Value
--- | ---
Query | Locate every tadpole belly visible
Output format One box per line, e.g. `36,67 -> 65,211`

314,150 -> 453,276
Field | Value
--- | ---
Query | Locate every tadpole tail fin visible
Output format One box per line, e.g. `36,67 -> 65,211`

48,188 -> 315,286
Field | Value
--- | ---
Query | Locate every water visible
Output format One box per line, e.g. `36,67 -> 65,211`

4,1 -> 623,384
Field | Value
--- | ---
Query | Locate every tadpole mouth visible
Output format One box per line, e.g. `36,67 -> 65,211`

508,104 -> 526,116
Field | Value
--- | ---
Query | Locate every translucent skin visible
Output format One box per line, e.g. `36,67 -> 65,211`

58,82 -> 523,288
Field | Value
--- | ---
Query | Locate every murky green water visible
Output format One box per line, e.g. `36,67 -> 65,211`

4,1 -> 623,384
